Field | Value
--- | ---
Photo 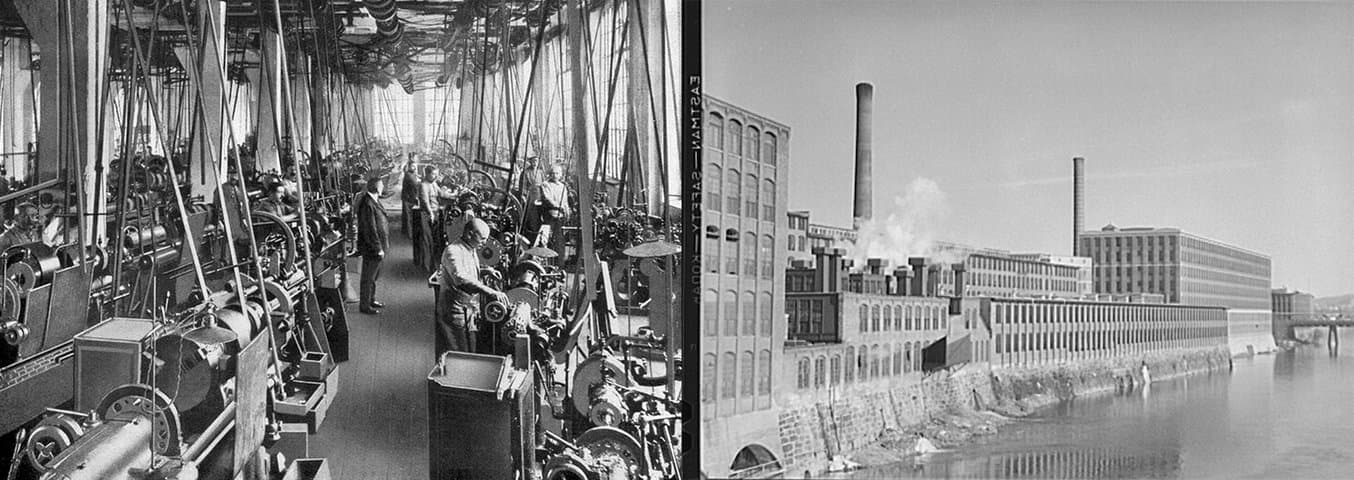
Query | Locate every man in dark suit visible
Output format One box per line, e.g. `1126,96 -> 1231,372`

356,176 -> 390,314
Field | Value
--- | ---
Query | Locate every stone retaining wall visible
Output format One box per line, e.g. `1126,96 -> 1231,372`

773,346 -> 1231,477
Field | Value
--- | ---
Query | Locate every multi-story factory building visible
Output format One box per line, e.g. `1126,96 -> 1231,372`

700,95 -> 792,478
1078,226 -> 1274,356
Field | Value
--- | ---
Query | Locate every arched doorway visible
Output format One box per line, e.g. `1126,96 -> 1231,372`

729,444 -> 784,478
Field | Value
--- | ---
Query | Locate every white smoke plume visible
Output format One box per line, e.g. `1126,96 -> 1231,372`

846,177 -> 957,268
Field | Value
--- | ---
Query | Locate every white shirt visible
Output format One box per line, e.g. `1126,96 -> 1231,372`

539,182 -> 566,209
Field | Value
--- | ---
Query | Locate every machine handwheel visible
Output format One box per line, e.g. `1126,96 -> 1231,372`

97,384 -> 183,457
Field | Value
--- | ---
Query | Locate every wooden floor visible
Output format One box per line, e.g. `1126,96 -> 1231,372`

309,213 -> 435,480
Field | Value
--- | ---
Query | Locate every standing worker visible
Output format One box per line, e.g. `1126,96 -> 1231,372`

415,165 -> 445,270
436,218 -> 508,357
531,165 -> 570,255
400,159 -> 419,237
355,176 -> 390,315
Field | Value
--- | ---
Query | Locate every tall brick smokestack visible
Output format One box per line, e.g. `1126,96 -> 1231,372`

1073,157 -> 1085,256
853,83 -> 874,229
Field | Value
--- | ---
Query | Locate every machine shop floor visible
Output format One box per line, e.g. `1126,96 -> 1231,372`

307,210 -> 668,479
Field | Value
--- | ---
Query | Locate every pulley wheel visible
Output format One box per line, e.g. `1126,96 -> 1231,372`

25,414 -> 86,472
571,354 -> 631,417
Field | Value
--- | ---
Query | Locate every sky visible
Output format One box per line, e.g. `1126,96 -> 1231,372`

703,0 -> 1354,298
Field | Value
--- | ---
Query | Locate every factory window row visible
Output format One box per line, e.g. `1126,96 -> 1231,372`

1180,236 -> 1268,266
786,234 -> 808,254
1179,250 -> 1270,277
702,289 -> 775,338
786,273 -> 817,293
965,271 -> 1079,295
989,302 -> 1228,368
702,164 -> 778,222
795,341 -> 925,391
700,226 -> 777,280
703,112 -> 780,166
703,350 -> 773,404
1178,265 -> 1271,290
965,257 -> 1077,277
857,302 -> 947,333
787,298 -> 827,338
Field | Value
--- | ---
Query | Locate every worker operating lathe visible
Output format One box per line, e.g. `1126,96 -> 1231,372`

0,202 -> 46,252
436,217 -> 508,358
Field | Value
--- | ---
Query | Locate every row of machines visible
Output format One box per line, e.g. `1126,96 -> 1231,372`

0,145 -> 366,479
422,150 -> 684,480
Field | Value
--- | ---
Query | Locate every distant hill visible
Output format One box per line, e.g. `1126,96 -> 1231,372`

1314,294 -> 1354,311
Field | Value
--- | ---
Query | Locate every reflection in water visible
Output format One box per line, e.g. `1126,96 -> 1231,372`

846,330 -> 1354,479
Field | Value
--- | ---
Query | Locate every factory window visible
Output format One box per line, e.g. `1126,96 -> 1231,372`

811,299 -> 824,334
742,292 -> 757,336
914,343 -> 922,370
702,354 -> 717,402
893,346 -> 903,373
726,231 -> 739,275
814,356 -> 826,388
758,350 -> 772,395
905,306 -> 914,330
728,120 -> 743,156
723,352 -> 738,398
882,344 -> 892,376
706,165 -> 721,212
763,132 -> 778,165
762,180 -> 776,221
704,290 -> 718,336
870,345 -> 881,378
760,293 -> 773,336
831,355 -> 842,385
740,351 -> 755,397
883,306 -> 893,332
724,291 -> 738,336
705,232 -> 719,273
859,305 -> 868,332
747,126 -> 761,162
858,348 -> 869,380
845,346 -> 856,382
761,236 -> 775,279
745,174 -> 759,221
796,357 -> 810,390
725,169 -> 741,215
743,232 -> 757,276
707,113 -> 724,149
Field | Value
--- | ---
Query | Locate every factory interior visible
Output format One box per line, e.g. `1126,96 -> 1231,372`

0,0 -> 682,479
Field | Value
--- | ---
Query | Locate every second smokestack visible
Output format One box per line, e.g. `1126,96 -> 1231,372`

853,83 -> 873,229
1073,157 -> 1084,256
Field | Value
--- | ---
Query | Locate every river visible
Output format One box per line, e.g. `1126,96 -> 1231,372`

842,329 -> 1354,479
